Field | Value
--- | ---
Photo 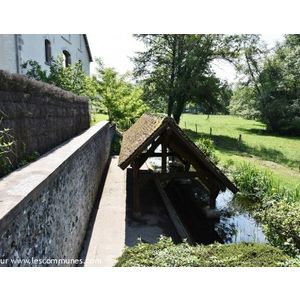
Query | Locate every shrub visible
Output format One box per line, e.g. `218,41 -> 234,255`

255,201 -> 300,256
0,115 -> 15,177
231,162 -> 300,256
197,136 -> 219,165
115,236 -> 291,267
232,163 -> 279,202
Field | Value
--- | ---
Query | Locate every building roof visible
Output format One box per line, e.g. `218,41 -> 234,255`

83,34 -> 93,63
118,113 -> 238,194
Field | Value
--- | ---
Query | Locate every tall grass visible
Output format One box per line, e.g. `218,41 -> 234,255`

232,162 -> 300,256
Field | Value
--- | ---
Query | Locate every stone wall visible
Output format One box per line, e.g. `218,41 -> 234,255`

0,70 -> 90,174
0,121 -> 115,267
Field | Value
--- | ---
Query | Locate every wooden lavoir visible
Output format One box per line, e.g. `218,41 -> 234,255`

118,113 -> 238,218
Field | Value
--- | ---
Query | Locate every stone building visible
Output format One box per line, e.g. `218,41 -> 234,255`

0,34 -> 92,75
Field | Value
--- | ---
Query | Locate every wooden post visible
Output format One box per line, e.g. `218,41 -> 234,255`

185,162 -> 191,172
132,161 -> 141,219
195,124 -> 197,133
162,134 -> 167,174
209,187 -> 220,209
185,122 -> 186,128
238,134 -> 242,150
210,127 -> 212,137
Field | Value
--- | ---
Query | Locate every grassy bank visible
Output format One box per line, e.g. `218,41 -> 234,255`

180,114 -> 300,189
115,236 -> 291,267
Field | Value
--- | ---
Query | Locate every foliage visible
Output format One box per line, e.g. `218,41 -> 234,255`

256,201 -> 300,256
229,85 -> 261,119
115,236 -> 290,267
22,57 -> 99,104
232,163 -> 279,201
22,56 -> 150,131
233,34 -> 300,135
133,34 -> 239,123
197,136 -> 219,165
111,133 -> 122,155
97,67 -> 150,130
231,162 -> 300,256
0,115 -> 15,177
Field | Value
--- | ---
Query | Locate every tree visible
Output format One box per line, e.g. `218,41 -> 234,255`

22,56 -> 99,104
229,84 -> 260,119
132,34 -> 239,123
97,66 -> 149,130
233,34 -> 300,134
22,56 -> 149,131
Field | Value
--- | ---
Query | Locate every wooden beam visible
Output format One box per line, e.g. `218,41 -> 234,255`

153,177 -> 195,245
168,140 -> 213,191
132,160 -> 141,218
209,185 -> 220,209
137,136 -> 163,169
162,132 -> 169,174
145,152 -> 176,157
168,139 -> 227,192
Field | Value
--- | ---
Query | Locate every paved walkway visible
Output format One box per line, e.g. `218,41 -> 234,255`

81,156 -> 127,267
80,156 -> 180,267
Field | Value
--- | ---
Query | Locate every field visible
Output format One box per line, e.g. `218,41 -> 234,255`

180,114 -> 300,189
90,113 -> 109,126
92,113 -> 300,189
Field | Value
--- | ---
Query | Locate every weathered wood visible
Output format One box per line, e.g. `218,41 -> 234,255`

209,185 -> 220,209
154,177 -> 195,245
162,132 -> 169,174
140,171 -> 208,181
185,162 -> 191,172
132,160 -> 141,218
170,130 -> 238,193
137,136 -> 164,169
168,139 -> 213,191
146,152 -> 176,157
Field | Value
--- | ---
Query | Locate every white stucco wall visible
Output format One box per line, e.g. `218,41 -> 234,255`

0,35 -> 18,74
0,34 -> 91,75
20,34 -> 91,75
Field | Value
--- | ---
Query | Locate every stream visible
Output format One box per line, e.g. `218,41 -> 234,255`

148,150 -> 267,245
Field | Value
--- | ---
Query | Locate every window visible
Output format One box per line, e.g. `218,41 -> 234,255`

62,50 -> 71,67
45,39 -> 51,64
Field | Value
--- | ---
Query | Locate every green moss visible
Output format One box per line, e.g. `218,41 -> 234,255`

115,236 -> 291,267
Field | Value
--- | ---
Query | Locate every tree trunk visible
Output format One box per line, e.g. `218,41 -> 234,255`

167,36 -> 177,117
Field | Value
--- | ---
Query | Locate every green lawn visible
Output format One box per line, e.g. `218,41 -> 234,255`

179,114 -> 300,189
90,113 -> 109,126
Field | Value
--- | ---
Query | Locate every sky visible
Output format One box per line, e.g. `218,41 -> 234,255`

87,34 -> 284,83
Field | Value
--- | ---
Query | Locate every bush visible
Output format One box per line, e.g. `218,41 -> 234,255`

231,162 -> 300,256
197,136 -> 219,165
0,115 -> 15,177
115,236 -> 291,267
232,163 -> 279,201
255,201 -> 300,256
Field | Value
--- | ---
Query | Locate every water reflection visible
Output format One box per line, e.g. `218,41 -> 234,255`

215,190 -> 267,244
147,149 -> 267,245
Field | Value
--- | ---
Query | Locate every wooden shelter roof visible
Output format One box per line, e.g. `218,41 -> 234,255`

118,113 -> 238,194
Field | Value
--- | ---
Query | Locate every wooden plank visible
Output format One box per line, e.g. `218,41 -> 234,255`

140,171 -> 207,181
171,129 -> 238,193
162,132 -> 168,174
137,135 -> 164,169
168,139 -> 213,191
153,177 -> 195,245
132,161 -> 141,218
209,186 -> 220,209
